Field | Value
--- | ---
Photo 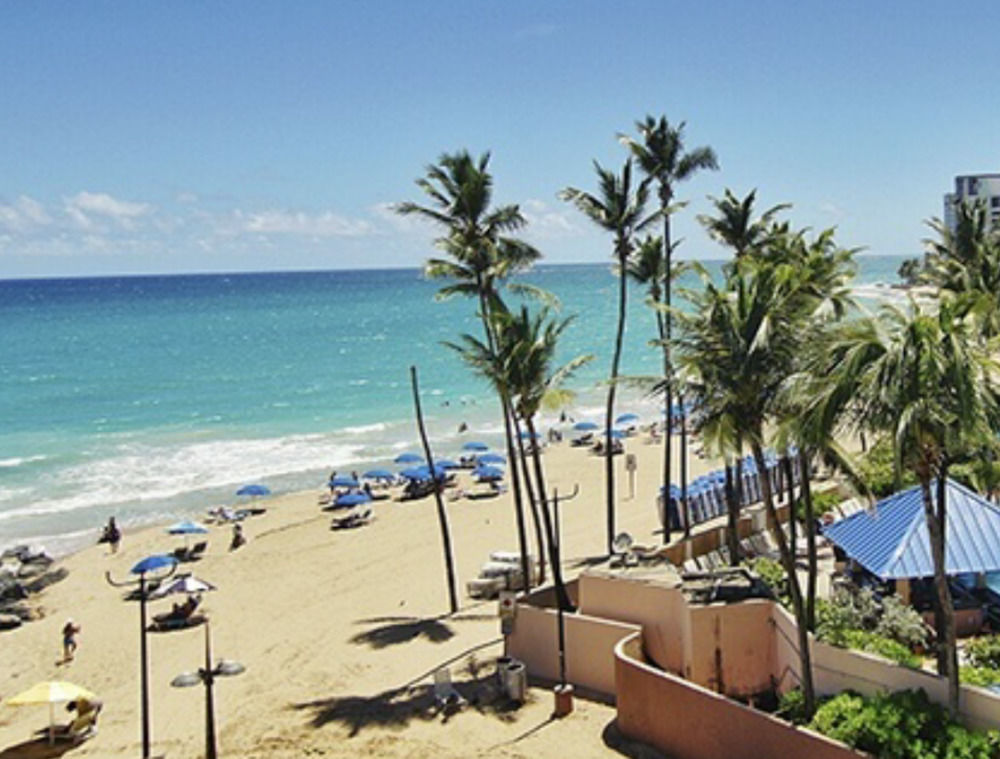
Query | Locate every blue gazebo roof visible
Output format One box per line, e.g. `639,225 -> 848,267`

823,479 -> 1000,580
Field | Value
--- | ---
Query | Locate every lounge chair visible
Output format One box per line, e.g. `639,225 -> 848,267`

173,541 -> 207,562
331,505 -> 373,530
432,667 -> 466,713
150,595 -> 204,631
52,701 -> 101,744
570,433 -> 594,447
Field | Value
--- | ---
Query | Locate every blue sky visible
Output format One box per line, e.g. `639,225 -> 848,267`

2,1 -> 998,278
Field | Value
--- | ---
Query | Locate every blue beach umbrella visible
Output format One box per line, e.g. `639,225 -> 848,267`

334,492 -> 372,508
131,554 -> 177,575
236,484 -> 270,497
573,421 -> 599,431
330,475 -> 360,488
394,452 -> 424,464
475,465 -> 505,482
400,464 -> 447,481
166,520 -> 208,535
435,458 -> 460,469
478,453 -> 506,464
362,469 -> 395,481
519,430 -> 540,440
462,441 -> 489,452
615,413 -> 640,425
605,429 -> 625,439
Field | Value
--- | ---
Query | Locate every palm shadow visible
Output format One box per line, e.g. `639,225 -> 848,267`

293,668 -> 521,737
566,553 -> 611,570
350,616 -> 455,649
0,738 -> 77,759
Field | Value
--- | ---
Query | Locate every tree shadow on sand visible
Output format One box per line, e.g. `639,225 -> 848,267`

350,616 -> 456,649
293,666 -> 521,738
0,738 -> 77,759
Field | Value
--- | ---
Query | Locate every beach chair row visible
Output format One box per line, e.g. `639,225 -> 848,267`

680,531 -> 785,574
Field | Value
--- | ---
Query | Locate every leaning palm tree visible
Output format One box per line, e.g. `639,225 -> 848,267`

561,159 -> 656,554
698,188 -> 789,264
822,299 -> 1000,716
397,150 -> 541,591
620,116 -> 718,542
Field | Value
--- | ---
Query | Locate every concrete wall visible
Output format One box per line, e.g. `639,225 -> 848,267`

505,602 -> 639,698
686,600 -> 776,696
614,633 -> 864,759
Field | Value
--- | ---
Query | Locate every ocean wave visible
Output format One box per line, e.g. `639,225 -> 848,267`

341,422 -> 388,435
0,454 -> 48,469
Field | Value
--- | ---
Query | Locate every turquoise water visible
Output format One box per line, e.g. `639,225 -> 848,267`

0,256 -> 906,553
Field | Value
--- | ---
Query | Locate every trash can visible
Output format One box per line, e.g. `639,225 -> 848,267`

504,660 -> 527,703
495,656 -> 512,688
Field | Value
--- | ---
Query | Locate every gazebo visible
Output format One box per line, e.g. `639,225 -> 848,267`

823,479 -> 1000,627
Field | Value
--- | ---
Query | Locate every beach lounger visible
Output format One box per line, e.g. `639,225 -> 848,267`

432,667 -> 466,713
682,558 -> 700,574
150,594 -> 204,631
331,505 -> 373,530
51,703 -> 100,744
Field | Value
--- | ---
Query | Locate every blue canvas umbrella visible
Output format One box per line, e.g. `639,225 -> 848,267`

605,429 -> 625,439
167,520 -> 208,535
462,441 -> 489,452
131,554 -> 177,575
236,484 -> 270,497
615,413 -> 640,425
394,452 -> 424,464
330,475 -> 360,488
519,430 -> 540,440
435,458 -> 460,469
362,469 -> 395,481
573,421 -> 599,431
478,452 -> 506,464
475,465 -> 505,482
334,492 -> 372,508
400,464 -> 446,481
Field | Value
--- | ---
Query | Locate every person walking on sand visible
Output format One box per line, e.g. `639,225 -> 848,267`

62,618 -> 80,661
105,517 -> 121,553
230,523 -> 246,551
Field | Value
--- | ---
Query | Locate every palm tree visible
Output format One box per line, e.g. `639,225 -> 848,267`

822,299 -> 1000,716
397,149 -> 541,591
561,160 -> 656,554
620,116 -> 718,543
698,188 -> 789,263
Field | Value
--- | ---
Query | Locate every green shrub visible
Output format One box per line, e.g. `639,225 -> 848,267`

876,594 -> 929,650
858,438 -> 917,498
794,488 -> 843,522
744,556 -> 788,604
816,586 -> 877,646
960,666 -> 1000,688
843,630 -> 921,668
808,689 -> 1000,759
967,635 -> 1000,670
776,687 -> 809,725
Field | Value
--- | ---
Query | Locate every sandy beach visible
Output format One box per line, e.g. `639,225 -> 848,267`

0,431 -> 717,758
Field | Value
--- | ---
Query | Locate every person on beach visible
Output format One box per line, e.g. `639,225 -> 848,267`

105,517 -> 121,553
62,618 -> 80,661
230,523 -> 246,551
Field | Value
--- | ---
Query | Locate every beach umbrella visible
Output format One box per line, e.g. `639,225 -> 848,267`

435,458 -> 460,469
362,469 -> 395,481
462,441 -> 489,452
519,430 -> 540,440
334,492 -> 372,508
394,452 -> 424,464
475,465 -> 505,482
166,520 -> 209,550
149,574 -> 217,599
605,429 -> 625,439
329,475 -> 360,488
615,413 -> 640,425
478,452 -> 506,464
400,464 -> 446,481
573,421 -> 599,431
6,680 -> 98,744
236,484 -> 270,497
131,554 -> 178,575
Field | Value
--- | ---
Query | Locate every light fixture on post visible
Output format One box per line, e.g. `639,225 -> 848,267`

171,621 -> 244,759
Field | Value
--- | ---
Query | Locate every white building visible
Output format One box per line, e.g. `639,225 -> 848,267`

944,173 -> 1000,230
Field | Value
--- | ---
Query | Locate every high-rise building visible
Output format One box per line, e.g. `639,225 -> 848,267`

944,173 -> 1000,230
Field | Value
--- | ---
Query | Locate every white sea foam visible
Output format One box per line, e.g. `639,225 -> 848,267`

0,455 -> 47,469
341,422 -> 388,435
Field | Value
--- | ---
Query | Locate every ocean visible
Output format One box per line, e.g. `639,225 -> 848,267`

0,256 -> 907,554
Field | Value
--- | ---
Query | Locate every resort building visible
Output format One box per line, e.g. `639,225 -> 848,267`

944,173 -> 1000,230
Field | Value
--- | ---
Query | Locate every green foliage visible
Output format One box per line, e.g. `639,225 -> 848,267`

876,595 -> 929,650
842,630 -> 921,668
966,636 -> 1000,670
776,687 -> 809,725
744,556 -> 787,604
808,689 -> 1000,759
793,488 -> 842,522
815,586 -> 877,646
858,438 -> 917,498
960,666 -> 1000,688
898,257 -> 925,286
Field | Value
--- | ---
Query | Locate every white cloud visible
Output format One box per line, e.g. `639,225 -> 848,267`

521,198 -> 580,239
64,192 -> 151,229
225,208 -> 373,238
176,192 -> 199,204
0,195 -> 52,232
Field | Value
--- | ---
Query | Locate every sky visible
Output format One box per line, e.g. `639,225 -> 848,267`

2,0 -> 999,279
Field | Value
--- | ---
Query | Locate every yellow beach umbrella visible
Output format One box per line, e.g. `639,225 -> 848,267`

6,680 -> 97,743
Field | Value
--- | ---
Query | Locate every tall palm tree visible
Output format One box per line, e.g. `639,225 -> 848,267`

822,300 -> 1000,716
397,149 -> 541,591
561,160 -> 656,554
620,117 -> 718,543
698,189 -> 789,263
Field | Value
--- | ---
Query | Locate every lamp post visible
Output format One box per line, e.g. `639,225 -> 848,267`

551,484 -> 579,717
171,621 -> 244,759
107,554 -> 177,758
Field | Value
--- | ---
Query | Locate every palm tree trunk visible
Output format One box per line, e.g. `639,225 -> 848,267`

662,210 -> 673,544
514,416 -> 547,585
410,366 -> 458,614
525,417 -> 573,612
605,243 -> 628,555
752,439 -> 815,717
799,450 -> 818,631
725,462 -> 740,566
680,393 -> 690,539
783,455 -> 796,549
929,470 -> 959,716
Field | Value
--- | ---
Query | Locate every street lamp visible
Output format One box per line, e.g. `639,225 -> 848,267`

107,554 -> 177,758
171,621 -> 245,759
